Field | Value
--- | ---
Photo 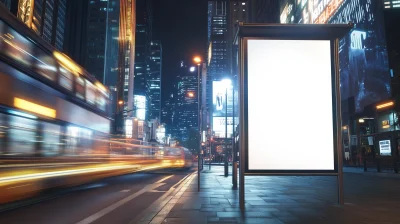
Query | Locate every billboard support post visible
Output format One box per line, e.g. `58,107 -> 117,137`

334,38 -> 344,205
224,87 -> 229,177
238,30 -> 245,210
234,23 -> 352,212
197,63 -> 201,192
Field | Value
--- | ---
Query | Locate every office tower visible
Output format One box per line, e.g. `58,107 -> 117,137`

248,0 -> 280,23
133,0 -> 152,121
279,0 -> 391,114
116,0 -> 136,134
176,70 -> 198,142
64,0 -> 89,66
383,0 -> 400,97
207,1 -> 230,136
149,40 -> 162,121
8,0 -> 66,51
85,0 -> 110,82
384,0 -> 400,9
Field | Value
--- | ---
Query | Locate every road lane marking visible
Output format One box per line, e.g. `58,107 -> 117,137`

127,172 -> 196,224
120,189 -> 130,193
148,190 -> 167,193
7,183 -> 31,189
75,183 -> 165,224
155,175 -> 174,183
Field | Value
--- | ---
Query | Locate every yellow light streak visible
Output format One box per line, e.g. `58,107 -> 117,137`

14,98 -> 56,118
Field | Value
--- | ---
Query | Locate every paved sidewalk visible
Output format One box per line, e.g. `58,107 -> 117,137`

149,166 -> 400,224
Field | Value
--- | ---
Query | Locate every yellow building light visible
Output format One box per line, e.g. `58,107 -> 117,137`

376,101 -> 394,109
14,98 -> 56,118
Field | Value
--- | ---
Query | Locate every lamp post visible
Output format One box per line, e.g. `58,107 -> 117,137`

222,79 -> 231,177
193,56 -> 202,191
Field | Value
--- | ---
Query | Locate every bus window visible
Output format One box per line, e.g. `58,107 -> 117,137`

8,114 -> 37,156
0,20 -> 34,68
96,92 -> 107,111
34,48 -> 57,81
85,80 -> 96,105
59,65 -> 73,91
75,76 -> 85,100
41,122 -> 61,156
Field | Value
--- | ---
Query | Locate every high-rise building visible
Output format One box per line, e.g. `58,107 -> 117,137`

103,0 -> 120,88
176,71 -> 198,142
248,0 -> 280,23
149,40 -> 162,121
5,0 -> 66,51
383,1 -> 400,97
85,0 -> 110,83
134,0 -> 153,121
207,1 -> 230,136
384,0 -> 400,9
64,0 -> 89,66
116,0 -> 137,134
229,1 -> 248,40
279,0 -> 391,115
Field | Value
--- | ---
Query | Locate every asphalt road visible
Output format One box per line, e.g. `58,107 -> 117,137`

0,169 -> 193,224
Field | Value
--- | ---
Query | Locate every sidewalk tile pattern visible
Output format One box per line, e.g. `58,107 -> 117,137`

160,167 -> 400,224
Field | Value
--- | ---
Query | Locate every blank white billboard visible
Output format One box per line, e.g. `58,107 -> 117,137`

247,39 -> 335,171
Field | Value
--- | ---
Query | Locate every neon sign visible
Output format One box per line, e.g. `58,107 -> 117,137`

313,0 -> 345,24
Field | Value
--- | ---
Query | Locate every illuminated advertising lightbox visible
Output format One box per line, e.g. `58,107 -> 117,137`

134,95 -> 146,120
213,117 -> 239,138
247,39 -> 335,171
212,81 -> 233,117
291,0 -> 391,112
379,140 -> 391,156
212,81 -> 234,138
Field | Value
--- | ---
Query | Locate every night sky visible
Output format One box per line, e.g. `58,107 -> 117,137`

152,0 -> 208,103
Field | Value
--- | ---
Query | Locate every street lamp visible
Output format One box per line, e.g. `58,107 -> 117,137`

193,56 -> 202,192
221,78 -> 231,177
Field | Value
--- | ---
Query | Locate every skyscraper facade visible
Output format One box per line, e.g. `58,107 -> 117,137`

248,0 -> 280,23
384,0 -> 400,9
149,40 -> 162,121
176,71 -> 198,142
279,0 -> 391,115
86,0 -> 109,83
134,0 -> 153,121
64,0 -> 89,67
5,0 -> 66,51
116,0 -> 136,133
207,1 -> 230,137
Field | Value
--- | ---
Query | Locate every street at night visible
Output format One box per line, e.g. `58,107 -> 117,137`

1,0 -> 400,223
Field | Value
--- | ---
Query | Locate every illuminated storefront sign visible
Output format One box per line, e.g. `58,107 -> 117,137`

138,120 -> 144,139
313,0 -> 345,24
125,119 -> 133,138
382,120 -> 390,129
379,140 -> 391,156
134,95 -> 146,120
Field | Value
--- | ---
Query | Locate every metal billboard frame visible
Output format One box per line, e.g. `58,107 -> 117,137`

236,23 -> 353,210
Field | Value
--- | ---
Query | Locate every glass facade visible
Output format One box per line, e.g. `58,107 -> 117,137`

149,40 -> 162,121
